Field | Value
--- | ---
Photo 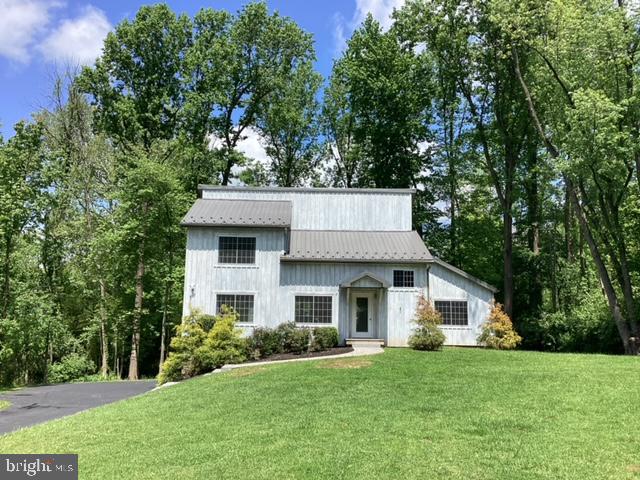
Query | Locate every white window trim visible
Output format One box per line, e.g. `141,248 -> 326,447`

291,292 -> 338,326
215,291 -> 258,325
433,298 -> 469,327
392,269 -> 416,288
216,234 -> 258,265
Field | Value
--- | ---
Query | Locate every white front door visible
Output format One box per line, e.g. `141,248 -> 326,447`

351,292 -> 375,338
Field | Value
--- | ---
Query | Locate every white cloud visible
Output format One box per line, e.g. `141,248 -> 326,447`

39,5 -> 111,65
0,0 -> 60,63
333,0 -> 406,55
353,0 -> 405,30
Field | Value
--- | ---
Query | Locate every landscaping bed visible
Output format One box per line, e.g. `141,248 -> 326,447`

246,346 -> 353,362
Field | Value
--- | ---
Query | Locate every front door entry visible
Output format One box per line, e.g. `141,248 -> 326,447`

351,292 -> 375,338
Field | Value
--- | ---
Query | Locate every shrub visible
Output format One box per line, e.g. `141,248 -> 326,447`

276,322 -> 310,354
201,307 -> 246,368
310,327 -> 339,352
245,327 -> 282,360
408,295 -> 446,351
478,303 -> 522,350
158,308 -> 245,384
48,353 -> 96,384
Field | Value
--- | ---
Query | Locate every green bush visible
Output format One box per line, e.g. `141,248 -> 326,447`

158,308 -> 245,384
276,322 -> 310,354
478,303 -> 522,350
245,327 -> 282,360
310,327 -> 339,351
48,353 -> 96,384
408,295 -> 446,351
201,307 -> 247,368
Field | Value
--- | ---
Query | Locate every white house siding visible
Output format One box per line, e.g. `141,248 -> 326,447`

182,227 -> 286,326
427,263 -> 494,346
201,188 -> 412,231
183,229 -> 494,346
280,262 -> 427,343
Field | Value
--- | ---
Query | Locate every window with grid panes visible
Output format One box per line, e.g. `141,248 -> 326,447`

434,300 -> 468,326
393,270 -> 414,287
294,296 -> 332,324
218,237 -> 256,264
216,294 -> 254,323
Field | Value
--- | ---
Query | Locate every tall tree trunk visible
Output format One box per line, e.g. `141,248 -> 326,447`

99,279 -> 109,378
128,201 -> 148,380
503,202 -> 514,318
525,145 -> 542,313
2,233 -> 12,318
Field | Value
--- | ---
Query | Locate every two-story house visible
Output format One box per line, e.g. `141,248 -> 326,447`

181,186 -> 497,346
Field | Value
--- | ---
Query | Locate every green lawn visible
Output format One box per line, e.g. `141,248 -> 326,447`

0,348 -> 639,480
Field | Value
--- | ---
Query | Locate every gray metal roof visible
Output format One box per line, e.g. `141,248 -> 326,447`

181,199 -> 291,227
282,230 -> 432,263
198,185 -> 416,195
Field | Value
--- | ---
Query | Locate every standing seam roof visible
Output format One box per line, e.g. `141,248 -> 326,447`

282,230 -> 432,262
181,199 -> 291,227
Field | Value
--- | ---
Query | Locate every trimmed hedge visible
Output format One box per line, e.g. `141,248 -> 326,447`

310,327 -> 339,351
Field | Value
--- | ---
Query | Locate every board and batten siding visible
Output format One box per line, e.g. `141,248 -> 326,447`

182,227 -> 287,325
200,188 -> 412,231
427,263 -> 494,346
182,227 -> 494,346
280,262 -> 428,342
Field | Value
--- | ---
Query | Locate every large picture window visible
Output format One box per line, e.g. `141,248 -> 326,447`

216,294 -> 254,323
295,296 -> 332,324
218,237 -> 256,264
393,270 -> 415,287
434,300 -> 468,326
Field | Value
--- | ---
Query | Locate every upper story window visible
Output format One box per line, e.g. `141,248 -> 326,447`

218,236 -> 256,264
393,270 -> 414,288
295,295 -> 332,324
216,294 -> 254,323
434,300 -> 468,326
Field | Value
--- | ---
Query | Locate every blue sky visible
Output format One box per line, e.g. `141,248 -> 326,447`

0,0 -> 404,140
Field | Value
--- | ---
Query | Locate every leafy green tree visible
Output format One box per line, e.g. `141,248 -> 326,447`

185,2 -> 315,185
257,61 -> 322,186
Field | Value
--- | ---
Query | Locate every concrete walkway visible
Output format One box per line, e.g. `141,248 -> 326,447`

218,343 -> 384,372
0,381 -> 156,435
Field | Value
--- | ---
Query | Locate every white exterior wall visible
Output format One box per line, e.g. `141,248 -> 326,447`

200,188 -> 412,231
182,227 -> 287,325
427,263 -> 494,346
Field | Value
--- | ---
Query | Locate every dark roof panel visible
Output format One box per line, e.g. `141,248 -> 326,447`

181,199 -> 291,227
283,230 -> 432,263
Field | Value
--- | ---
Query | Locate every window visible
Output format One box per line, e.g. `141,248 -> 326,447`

295,296 -> 332,324
216,294 -> 254,323
393,270 -> 415,288
218,237 -> 256,264
434,300 -> 468,326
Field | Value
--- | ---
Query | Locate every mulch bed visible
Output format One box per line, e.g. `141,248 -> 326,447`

248,346 -> 353,363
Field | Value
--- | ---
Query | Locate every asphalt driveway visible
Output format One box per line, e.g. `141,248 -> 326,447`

0,380 -> 156,435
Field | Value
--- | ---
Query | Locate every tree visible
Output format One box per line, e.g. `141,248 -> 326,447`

257,61 -> 322,186
493,0 -> 640,353
185,3 -> 316,185
395,0 -> 535,318
79,5 -> 193,378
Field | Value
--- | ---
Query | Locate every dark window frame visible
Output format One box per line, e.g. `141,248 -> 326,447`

434,300 -> 468,326
294,295 -> 333,324
393,270 -> 415,288
216,294 -> 255,323
218,236 -> 256,264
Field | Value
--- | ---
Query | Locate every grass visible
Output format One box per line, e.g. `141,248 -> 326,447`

0,400 -> 10,411
0,348 -> 639,479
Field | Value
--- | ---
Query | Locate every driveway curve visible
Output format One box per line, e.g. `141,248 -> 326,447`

0,380 -> 156,435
